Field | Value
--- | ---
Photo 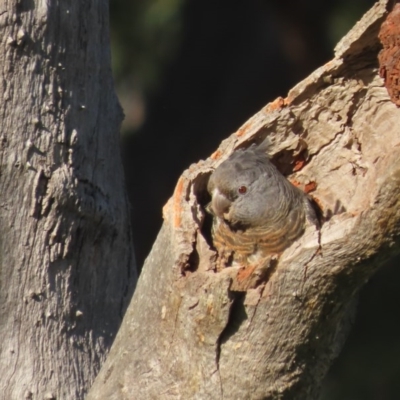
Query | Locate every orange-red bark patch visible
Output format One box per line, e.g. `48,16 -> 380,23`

290,179 -> 302,188
236,120 -> 254,137
211,150 -> 222,160
378,4 -> 400,106
173,177 -> 184,228
293,159 -> 305,172
304,181 -> 317,193
264,96 -> 285,112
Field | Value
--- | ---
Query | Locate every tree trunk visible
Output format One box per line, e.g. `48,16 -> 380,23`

88,0 -> 398,399
0,1 -> 136,399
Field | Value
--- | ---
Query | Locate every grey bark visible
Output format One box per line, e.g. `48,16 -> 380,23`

88,0 -> 398,399
0,1 -> 136,399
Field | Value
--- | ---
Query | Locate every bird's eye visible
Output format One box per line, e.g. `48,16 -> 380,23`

238,185 -> 247,194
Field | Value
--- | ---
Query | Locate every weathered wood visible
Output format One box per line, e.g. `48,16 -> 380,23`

0,1 -> 136,399
88,0 -> 398,398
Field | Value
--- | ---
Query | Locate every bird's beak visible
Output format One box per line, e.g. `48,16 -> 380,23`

210,189 -> 231,218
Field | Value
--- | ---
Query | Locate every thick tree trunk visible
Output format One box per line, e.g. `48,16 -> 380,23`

0,1 -> 136,399
88,0 -> 398,399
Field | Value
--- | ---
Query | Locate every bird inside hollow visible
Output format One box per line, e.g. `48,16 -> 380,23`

207,145 -> 317,268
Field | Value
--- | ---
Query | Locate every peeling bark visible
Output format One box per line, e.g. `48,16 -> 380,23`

0,1 -> 136,399
88,1 -> 399,399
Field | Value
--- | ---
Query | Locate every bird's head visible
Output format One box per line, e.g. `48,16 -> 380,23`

207,147 -> 282,229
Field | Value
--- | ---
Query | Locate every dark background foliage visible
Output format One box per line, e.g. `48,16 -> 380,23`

110,1 -> 400,398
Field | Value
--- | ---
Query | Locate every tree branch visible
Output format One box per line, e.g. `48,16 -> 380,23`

88,1 -> 398,398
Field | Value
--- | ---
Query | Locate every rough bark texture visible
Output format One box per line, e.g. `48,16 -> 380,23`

0,1 -> 136,399
88,1 -> 398,399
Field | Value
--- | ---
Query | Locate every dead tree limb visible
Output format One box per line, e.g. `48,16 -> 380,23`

88,1 -> 399,398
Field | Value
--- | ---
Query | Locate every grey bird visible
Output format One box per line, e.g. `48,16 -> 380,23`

207,145 -> 317,268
